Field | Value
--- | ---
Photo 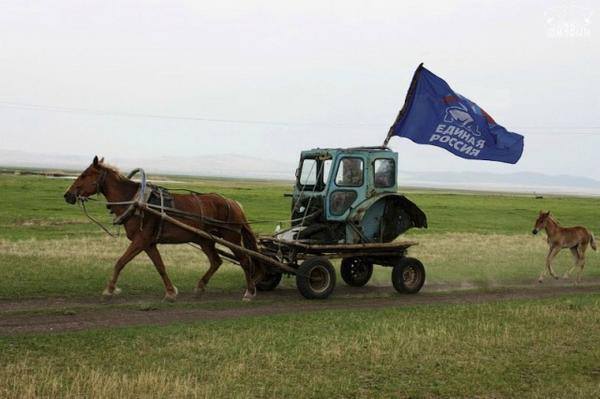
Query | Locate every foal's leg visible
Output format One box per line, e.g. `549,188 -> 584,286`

194,239 -> 223,296
575,244 -> 588,284
103,238 -> 145,296
539,246 -> 560,283
563,248 -> 579,279
547,247 -> 561,279
145,245 -> 178,302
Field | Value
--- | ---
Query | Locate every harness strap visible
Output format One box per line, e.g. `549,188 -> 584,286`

155,189 -> 166,242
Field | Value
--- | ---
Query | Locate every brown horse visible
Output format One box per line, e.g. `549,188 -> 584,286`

532,211 -> 596,284
64,156 -> 264,301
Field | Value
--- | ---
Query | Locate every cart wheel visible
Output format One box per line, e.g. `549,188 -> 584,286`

392,257 -> 425,294
256,271 -> 283,291
340,258 -> 373,287
296,257 -> 336,299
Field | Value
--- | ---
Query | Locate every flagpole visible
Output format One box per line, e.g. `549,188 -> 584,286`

382,63 -> 424,147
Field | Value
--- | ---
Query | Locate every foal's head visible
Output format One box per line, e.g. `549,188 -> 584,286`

532,211 -> 551,235
64,156 -> 107,204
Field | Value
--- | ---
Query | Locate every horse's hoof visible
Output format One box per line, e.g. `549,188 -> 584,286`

562,275 -> 569,280
102,287 -> 122,297
537,279 -> 543,284
242,289 -> 256,302
193,285 -> 205,298
164,286 -> 178,302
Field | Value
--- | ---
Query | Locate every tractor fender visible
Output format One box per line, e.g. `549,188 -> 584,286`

347,193 -> 427,243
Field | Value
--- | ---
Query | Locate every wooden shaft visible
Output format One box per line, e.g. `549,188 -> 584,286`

139,203 -> 297,274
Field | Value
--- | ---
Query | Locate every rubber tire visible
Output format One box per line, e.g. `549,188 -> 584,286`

340,258 -> 373,287
296,257 -> 336,299
392,257 -> 425,294
256,271 -> 283,291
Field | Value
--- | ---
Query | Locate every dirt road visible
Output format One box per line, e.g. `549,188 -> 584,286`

1,284 -> 598,335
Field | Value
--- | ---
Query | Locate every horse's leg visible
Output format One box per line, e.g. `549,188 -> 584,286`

234,249 -> 257,302
194,239 -> 223,296
103,238 -> 145,296
539,246 -> 560,283
547,247 -> 561,279
575,244 -> 588,284
563,248 -> 579,279
220,231 -> 256,301
145,245 -> 178,302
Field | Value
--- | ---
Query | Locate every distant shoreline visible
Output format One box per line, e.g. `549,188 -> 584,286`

2,165 -> 599,198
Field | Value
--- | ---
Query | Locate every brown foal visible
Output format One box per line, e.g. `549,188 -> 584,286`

64,156 -> 264,301
532,211 -> 596,284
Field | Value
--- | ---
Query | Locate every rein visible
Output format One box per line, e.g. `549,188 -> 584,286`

79,199 -> 121,238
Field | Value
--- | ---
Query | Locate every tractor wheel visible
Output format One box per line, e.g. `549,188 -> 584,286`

256,271 -> 282,291
296,257 -> 336,299
392,257 -> 425,294
340,258 -> 373,287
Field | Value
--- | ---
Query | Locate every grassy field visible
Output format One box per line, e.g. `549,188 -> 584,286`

1,171 -> 600,398
1,172 -> 599,240
1,172 -> 599,299
2,295 -> 600,398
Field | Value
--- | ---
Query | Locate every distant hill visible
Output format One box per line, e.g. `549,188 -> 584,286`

398,171 -> 600,195
2,149 -> 600,195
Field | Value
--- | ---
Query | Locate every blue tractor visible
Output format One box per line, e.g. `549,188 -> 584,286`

288,146 -> 426,244
258,146 -> 428,299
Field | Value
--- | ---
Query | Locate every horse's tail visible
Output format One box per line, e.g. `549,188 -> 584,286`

240,223 -> 266,280
590,232 -> 597,251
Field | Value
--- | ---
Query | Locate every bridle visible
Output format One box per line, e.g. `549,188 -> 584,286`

93,169 -> 108,197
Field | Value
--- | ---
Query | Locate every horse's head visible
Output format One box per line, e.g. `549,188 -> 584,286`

64,156 -> 107,204
532,211 -> 551,235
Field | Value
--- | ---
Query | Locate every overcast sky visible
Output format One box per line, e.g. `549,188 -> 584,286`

0,0 -> 598,177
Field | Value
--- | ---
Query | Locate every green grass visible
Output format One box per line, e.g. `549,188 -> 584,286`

2,233 -> 599,300
2,294 -> 600,398
1,171 -> 599,298
0,173 -> 291,240
2,171 -> 600,398
1,173 -> 599,240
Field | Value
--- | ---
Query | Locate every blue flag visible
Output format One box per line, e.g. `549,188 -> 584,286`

385,64 -> 524,164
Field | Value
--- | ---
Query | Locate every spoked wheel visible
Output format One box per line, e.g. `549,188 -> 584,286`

392,257 -> 425,294
340,258 -> 373,287
296,257 -> 336,299
256,271 -> 283,291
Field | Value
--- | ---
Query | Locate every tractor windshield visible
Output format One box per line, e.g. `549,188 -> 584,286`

297,157 -> 331,191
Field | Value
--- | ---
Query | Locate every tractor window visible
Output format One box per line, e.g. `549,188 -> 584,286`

374,159 -> 395,188
298,158 -> 331,191
299,159 -> 318,186
335,157 -> 363,187
322,159 -> 332,186
330,191 -> 357,215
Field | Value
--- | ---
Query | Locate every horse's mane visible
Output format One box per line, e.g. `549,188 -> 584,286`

98,162 -> 130,182
547,214 -> 560,226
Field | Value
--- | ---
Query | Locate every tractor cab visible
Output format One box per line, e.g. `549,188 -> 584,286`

287,146 -> 427,244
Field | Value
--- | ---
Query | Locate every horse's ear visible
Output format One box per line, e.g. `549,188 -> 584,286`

99,157 -> 105,164
93,156 -> 99,166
